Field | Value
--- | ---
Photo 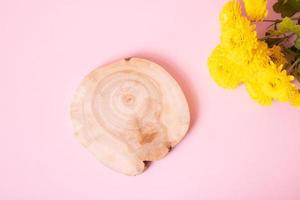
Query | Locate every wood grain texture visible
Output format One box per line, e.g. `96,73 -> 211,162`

70,58 -> 190,175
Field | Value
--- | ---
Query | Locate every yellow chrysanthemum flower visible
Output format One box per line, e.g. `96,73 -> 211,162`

245,58 -> 295,105
208,45 -> 243,88
245,42 -> 286,73
245,82 -> 273,105
220,0 -> 242,26
219,1 -> 258,65
289,90 -> 300,107
221,18 -> 258,65
208,0 -> 300,108
250,41 -> 272,67
258,65 -> 294,102
243,0 -> 268,21
268,45 -> 288,67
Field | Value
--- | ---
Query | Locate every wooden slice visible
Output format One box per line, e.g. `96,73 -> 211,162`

70,57 -> 190,175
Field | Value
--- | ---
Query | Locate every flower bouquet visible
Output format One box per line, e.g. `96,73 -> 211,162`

208,0 -> 300,107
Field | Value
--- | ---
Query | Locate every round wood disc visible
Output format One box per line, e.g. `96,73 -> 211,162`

70,57 -> 190,175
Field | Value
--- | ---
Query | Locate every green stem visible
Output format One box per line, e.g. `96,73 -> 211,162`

253,17 -> 299,23
261,33 -> 295,42
260,19 -> 281,23
287,57 -> 300,74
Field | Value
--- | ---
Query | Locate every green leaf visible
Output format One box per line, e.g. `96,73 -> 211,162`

286,0 -> 300,10
278,17 -> 296,32
272,17 -> 300,35
295,38 -> 300,49
273,0 -> 300,17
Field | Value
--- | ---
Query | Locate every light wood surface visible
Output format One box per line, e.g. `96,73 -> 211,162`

70,58 -> 190,175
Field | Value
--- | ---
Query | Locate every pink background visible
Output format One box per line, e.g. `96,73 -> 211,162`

1,0 -> 300,199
